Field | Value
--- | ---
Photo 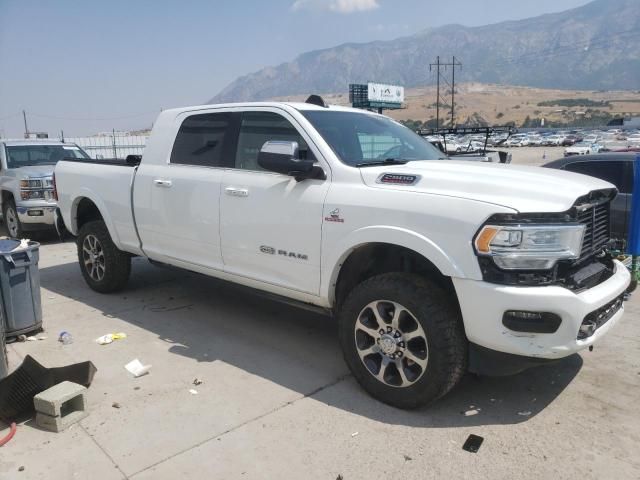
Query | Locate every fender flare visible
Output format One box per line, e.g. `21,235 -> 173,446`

321,226 -> 466,304
69,189 -> 123,249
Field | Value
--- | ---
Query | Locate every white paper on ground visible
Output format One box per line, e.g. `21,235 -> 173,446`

125,358 -> 152,377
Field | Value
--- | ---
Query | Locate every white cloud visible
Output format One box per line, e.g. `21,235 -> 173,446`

292,0 -> 380,14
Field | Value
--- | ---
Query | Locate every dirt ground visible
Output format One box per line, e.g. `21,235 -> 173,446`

1,155 -> 639,479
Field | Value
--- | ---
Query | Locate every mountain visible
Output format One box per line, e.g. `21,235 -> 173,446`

210,0 -> 640,103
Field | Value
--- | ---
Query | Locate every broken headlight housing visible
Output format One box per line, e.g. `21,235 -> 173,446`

474,224 -> 585,270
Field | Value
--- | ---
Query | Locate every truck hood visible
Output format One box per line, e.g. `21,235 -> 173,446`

359,160 -> 614,213
11,165 -> 55,178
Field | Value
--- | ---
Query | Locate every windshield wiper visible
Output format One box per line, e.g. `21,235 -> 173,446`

355,158 -> 409,167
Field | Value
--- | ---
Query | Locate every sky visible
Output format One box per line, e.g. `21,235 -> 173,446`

0,0 -> 593,136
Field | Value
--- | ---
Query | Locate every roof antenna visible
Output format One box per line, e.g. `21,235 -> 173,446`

305,94 -> 328,108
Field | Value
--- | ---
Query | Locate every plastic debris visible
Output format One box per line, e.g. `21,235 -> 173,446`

403,455 -> 412,461
96,333 -> 127,345
189,389 -> 198,395
112,402 -> 121,409
124,359 -> 151,378
518,410 -> 532,416
193,378 -> 203,386
464,408 -> 480,416
26,336 -> 37,342
462,434 -> 484,453
58,331 -> 73,345
351,431 -> 359,437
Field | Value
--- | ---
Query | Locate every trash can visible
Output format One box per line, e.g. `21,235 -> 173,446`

0,239 -> 42,339
0,308 -> 7,380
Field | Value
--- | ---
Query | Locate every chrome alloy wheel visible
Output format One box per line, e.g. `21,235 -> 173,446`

5,206 -> 18,237
354,300 -> 429,388
82,234 -> 106,282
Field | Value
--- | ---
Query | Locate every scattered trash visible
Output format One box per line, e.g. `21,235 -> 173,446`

351,431 -> 359,437
112,402 -> 121,409
462,434 -> 484,453
26,336 -> 37,342
189,389 -> 198,395
193,378 -> 203,386
58,331 -> 73,345
518,411 -> 532,416
463,408 -> 480,416
17,335 -> 27,342
125,359 -> 151,378
18,466 -> 24,472
403,455 -> 412,461
37,336 -> 47,341
96,333 -> 127,345
336,475 -> 343,480
134,386 -> 140,391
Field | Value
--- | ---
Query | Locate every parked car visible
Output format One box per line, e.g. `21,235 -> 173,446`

0,140 -> 90,237
564,142 -> 603,157
543,153 -> 635,248
54,98 -> 630,409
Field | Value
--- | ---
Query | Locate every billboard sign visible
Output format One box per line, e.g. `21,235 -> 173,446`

367,83 -> 404,104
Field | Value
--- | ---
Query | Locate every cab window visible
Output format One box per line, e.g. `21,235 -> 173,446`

234,111 -> 313,171
171,112 -> 232,167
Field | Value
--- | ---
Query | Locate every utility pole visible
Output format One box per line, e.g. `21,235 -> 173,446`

451,56 -> 462,127
22,110 -> 29,138
429,56 -> 463,127
429,56 -> 441,128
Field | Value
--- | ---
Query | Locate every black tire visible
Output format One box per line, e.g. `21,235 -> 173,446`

3,199 -> 23,238
338,273 -> 467,409
77,220 -> 131,293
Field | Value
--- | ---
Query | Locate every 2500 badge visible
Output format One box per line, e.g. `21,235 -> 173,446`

260,245 -> 308,260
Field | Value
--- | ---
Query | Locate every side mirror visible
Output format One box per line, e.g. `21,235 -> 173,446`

257,141 -> 325,181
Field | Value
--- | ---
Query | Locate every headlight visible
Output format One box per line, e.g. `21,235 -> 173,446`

20,177 -> 53,201
20,179 -> 45,189
474,224 -> 585,270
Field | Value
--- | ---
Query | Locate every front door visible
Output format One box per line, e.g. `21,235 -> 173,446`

219,109 -> 329,295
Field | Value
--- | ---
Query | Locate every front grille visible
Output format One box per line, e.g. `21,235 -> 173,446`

577,202 -> 610,262
577,294 -> 624,340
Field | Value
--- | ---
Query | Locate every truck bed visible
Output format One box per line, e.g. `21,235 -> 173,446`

55,159 -> 143,255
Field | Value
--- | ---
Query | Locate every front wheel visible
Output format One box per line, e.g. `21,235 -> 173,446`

3,200 -> 23,238
338,273 -> 467,409
77,220 -> 131,293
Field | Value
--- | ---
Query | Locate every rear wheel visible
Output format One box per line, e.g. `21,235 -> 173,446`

338,273 -> 467,409
77,220 -> 131,293
3,199 -> 23,238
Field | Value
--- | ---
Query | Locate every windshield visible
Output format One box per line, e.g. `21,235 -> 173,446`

302,111 -> 445,166
5,144 -> 90,168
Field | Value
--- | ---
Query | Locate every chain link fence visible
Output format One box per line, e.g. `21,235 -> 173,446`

64,131 -> 148,159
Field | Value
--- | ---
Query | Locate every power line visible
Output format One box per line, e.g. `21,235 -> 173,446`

27,111 -> 158,121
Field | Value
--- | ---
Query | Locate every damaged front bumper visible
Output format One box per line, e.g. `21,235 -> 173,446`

453,259 -> 630,370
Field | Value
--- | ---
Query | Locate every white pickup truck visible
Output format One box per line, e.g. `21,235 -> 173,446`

54,98 -> 630,408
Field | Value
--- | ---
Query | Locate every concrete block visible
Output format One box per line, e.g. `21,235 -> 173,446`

34,381 -> 88,432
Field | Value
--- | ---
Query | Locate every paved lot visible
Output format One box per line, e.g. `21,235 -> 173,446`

1,150 -> 639,479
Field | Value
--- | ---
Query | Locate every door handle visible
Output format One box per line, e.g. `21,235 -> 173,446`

225,187 -> 249,197
153,179 -> 172,188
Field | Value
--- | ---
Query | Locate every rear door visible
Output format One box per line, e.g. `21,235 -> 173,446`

563,160 -> 632,243
219,109 -> 329,294
134,111 -> 237,270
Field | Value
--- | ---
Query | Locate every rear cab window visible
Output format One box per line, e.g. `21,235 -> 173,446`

170,112 -> 234,167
